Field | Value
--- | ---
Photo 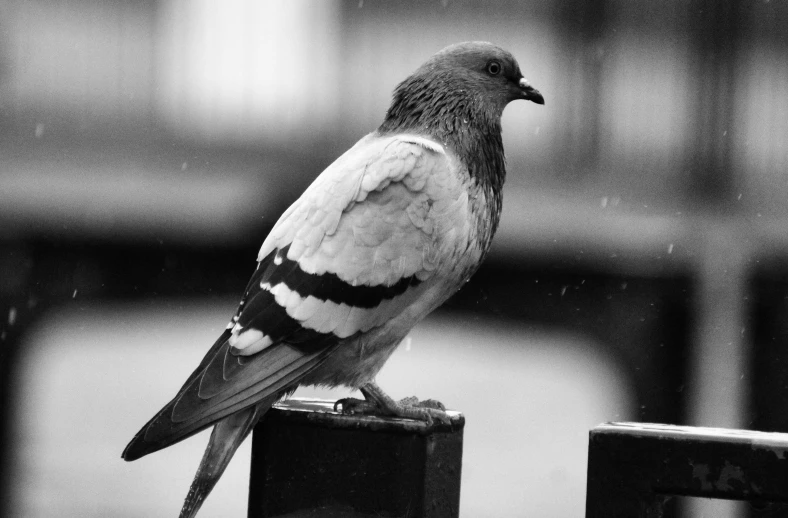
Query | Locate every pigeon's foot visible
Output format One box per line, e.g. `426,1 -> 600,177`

334,381 -> 450,425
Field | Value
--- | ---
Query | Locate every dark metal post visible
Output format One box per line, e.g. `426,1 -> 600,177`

248,398 -> 464,518
585,422 -> 788,517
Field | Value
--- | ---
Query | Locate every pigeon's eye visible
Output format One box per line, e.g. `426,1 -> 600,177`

486,61 -> 502,76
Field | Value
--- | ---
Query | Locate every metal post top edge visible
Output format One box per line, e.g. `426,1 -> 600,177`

267,397 -> 465,435
591,422 -> 788,450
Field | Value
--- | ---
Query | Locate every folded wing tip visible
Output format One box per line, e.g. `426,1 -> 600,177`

121,436 -> 147,462
122,423 -> 181,461
122,408 -> 178,462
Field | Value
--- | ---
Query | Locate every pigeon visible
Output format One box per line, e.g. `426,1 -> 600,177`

122,41 -> 544,518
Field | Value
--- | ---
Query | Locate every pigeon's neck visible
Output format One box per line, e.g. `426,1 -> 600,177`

377,78 -> 507,206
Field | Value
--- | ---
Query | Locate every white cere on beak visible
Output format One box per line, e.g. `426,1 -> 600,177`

519,78 -> 532,89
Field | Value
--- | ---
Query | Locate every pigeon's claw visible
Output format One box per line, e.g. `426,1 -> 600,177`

334,381 -> 450,425
409,398 -> 446,411
395,396 -> 450,424
390,401 -> 451,426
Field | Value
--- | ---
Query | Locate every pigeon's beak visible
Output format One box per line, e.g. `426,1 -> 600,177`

518,78 -> 544,105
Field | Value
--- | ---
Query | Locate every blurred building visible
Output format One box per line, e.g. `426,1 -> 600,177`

1,1 -> 787,517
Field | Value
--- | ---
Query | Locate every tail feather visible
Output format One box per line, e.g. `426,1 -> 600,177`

178,400 -> 271,518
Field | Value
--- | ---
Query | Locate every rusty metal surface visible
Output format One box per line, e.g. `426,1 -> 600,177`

585,422 -> 788,518
248,398 -> 464,518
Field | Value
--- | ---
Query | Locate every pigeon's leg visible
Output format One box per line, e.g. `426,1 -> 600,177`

334,381 -> 450,424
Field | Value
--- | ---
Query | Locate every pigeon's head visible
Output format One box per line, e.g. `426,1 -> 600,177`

426,41 -> 544,108
380,41 -> 543,137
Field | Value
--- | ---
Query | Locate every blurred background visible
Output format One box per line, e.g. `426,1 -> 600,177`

1,0 -> 787,516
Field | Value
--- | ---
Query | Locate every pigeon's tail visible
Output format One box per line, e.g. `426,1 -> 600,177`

179,401 -> 269,518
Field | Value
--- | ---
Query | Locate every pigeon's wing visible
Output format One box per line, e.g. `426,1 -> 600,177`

250,133 -> 473,342
123,133 -> 471,461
